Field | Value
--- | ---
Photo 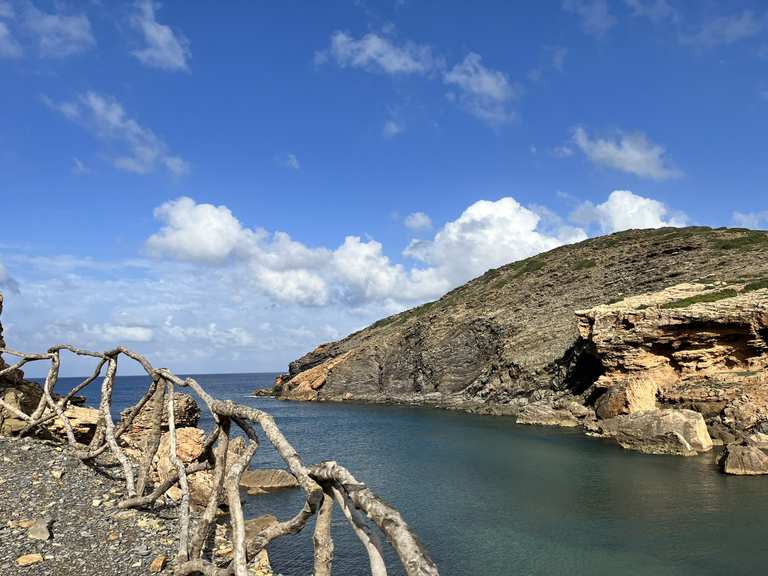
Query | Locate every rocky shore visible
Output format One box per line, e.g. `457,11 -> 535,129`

0,435 -> 180,575
272,228 -> 768,474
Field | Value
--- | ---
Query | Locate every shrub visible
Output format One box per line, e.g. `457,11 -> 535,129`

661,288 -> 739,309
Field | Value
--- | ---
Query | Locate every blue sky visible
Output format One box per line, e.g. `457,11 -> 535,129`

1,0 -> 767,376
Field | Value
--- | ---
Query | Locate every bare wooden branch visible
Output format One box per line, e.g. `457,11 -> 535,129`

136,378 -> 166,496
313,491 -> 335,576
1,345 -> 440,576
167,379 -> 191,562
309,461 -> 440,576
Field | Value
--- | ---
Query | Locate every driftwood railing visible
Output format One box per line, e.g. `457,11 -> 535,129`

0,345 -> 439,576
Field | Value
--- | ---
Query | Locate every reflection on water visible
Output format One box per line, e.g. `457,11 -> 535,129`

62,373 -> 768,576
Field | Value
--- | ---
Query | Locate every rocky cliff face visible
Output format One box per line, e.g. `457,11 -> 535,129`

278,227 -> 768,412
576,282 -> 768,443
278,227 -> 768,466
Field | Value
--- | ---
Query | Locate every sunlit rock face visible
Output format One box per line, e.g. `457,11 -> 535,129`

576,282 -> 768,428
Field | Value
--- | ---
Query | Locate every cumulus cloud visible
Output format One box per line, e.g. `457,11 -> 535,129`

404,212 -> 432,230
24,3 -> 95,57
131,0 -> 190,71
562,0 -> 616,37
681,11 -> 761,48
317,31 -> 438,75
571,190 -> 687,233
0,21 -> 20,57
44,92 -> 188,176
572,126 -> 682,180
146,197 -> 253,262
145,196 -> 591,308
405,197 -> 586,285
733,210 -> 768,229
443,53 -> 516,125
0,262 -> 19,294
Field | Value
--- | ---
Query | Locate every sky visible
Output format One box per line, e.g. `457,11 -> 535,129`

1,0 -> 767,376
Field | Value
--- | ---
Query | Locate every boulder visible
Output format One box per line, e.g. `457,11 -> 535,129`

516,402 -> 579,427
607,409 -> 713,456
719,444 -> 768,475
121,392 -> 200,450
155,427 -> 209,508
239,469 -> 299,492
594,379 -> 657,419
244,514 -> 278,540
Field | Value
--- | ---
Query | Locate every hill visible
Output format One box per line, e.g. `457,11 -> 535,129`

276,227 -> 768,418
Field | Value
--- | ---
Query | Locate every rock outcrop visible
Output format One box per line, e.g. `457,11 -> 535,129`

239,468 -> 299,495
594,409 -> 713,456
719,443 -> 768,475
576,282 -> 768,451
277,228 -> 768,464
278,228 -> 768,413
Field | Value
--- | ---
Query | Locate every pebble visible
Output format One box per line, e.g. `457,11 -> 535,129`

27,518 -> 52,541
149,554 -> 167,573
16,553 -> 44,567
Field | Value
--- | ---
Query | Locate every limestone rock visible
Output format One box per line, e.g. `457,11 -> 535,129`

121,392 -> 200,450
577,283 -> 768,432
27,517 -> 51,541
149,554 -> 167,573
16,553 -> 44,567
240,469 -> 299,491
155,427 -> 209,508
516,402 -> 579,427
606,409 -> 713,456
244,514 -> 278,540
719,444 -> 768,475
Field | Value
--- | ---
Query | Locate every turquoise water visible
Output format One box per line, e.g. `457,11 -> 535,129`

57,372 -> 768,576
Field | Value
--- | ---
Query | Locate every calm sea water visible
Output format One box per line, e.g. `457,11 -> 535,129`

50,372 -> 768,576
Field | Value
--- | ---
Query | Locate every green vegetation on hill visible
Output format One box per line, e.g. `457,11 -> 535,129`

661,289 -> 740,309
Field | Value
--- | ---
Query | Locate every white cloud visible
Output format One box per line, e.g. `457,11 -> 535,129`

282,153 -> 300,170
404,212 -> 432,230
571,190 -> 687,233
145,196 -> 589,308
681,11 -> 761,48
382,119 -> 402,138
317,31 -> 437,75
572,126 -> 682,180
443,53 -> 516,125
562,0 -> 616,37
733,211 -> 768,229
624,0 -> 677,22
131,0 -> 190,71
404,197 -> 586,285
24,4 -> 95,57
83,323 -> 154,343
0,21 -> 20,57
44,92 -> 188,176
146,197 -> 252,263
0,262 -> 19,293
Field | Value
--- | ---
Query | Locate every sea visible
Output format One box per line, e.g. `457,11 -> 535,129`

47,372 -> 768,576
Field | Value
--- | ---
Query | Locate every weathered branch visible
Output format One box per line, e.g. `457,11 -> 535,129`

1,345 -> 440,576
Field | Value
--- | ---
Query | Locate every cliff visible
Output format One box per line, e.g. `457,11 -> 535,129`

277,227 -> 768,428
